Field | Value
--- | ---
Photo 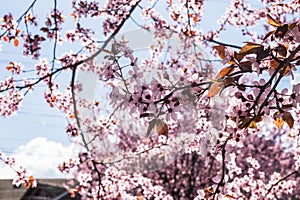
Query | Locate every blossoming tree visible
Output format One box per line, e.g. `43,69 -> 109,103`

0,0 -> 300,199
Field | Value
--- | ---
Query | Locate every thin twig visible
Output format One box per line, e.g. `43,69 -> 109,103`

209,39 -> 242,49
69,1 -> 142,198
265,170 -> 298,197
212,139 -> 228,199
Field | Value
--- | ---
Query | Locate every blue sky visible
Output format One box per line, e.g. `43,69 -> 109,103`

0,0 -> 296,178
0,0 -> 77,178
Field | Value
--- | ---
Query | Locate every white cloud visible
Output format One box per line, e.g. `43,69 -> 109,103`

0,137 -> 79,179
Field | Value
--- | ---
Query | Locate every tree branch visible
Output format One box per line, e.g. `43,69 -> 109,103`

265,170 -> 299,197
212,139 -> 229,199
208,39 -> 242,49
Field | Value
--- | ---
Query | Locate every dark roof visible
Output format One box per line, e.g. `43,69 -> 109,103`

0,179 -> 27,200
0,179 -> 80,200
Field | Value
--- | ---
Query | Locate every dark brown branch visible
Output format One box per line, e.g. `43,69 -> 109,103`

51,0 -> 58,70
0,0 -> 37,38
69,0 -> 142,198
0,63 -> 81,93
212,139 -> 229,200
94,143 -> 168,166
208,39 -> 242,49
265,170 -> 299,197
245,44 -> 300,127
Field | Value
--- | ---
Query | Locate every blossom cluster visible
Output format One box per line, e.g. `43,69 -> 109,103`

0,152 -> 36,189
0,0 -> 300,199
